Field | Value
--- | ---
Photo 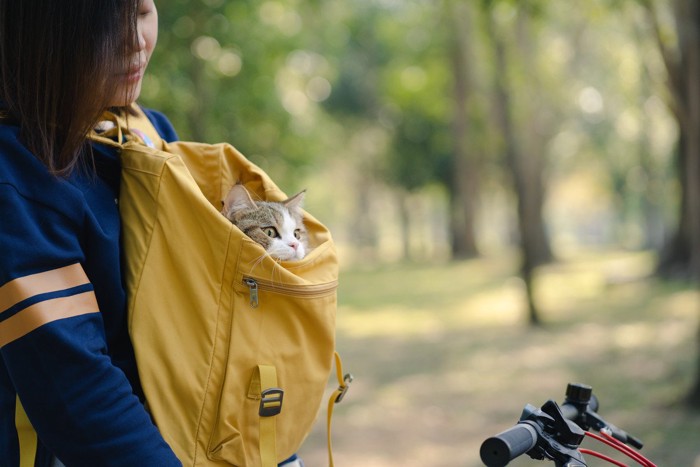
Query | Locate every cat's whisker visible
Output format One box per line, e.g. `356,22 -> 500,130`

241,252 -> 264,277
249,254 -> 266,276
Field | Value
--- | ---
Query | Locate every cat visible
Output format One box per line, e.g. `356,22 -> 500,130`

221,184 -> 308,261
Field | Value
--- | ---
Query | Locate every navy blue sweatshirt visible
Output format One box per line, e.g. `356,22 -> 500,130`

0,108 -> 182,466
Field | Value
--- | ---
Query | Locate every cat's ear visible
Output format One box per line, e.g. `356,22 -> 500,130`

283,190 -> 306,210
222,184 -> 257,215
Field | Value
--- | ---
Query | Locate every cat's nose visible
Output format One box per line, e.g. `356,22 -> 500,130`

289,242 -> 298,250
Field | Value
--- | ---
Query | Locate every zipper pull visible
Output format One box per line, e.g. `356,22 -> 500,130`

244,278 -> 259,308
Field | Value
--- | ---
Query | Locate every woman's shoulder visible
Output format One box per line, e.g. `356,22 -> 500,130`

0,124 -> 50,186
139,106 -> 179,143
0,125 -> 85,216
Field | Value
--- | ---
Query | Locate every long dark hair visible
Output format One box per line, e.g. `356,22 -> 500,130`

0,0 -> 140,175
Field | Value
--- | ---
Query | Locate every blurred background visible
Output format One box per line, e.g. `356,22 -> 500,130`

143,0 -> 700,465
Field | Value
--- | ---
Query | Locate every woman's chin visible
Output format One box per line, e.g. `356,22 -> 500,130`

108,82 -> 142,108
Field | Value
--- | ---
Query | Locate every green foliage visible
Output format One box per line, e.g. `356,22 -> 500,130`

385,112 -> 452,191
142,0 -> 337,187
144,0 -> 679,250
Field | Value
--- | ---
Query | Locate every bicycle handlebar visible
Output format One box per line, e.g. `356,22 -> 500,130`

480,422 -> 538,466
480,383 -> 645,467
480,401 -> 586,467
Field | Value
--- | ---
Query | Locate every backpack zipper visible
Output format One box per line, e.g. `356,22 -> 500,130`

243,276 -> 338,308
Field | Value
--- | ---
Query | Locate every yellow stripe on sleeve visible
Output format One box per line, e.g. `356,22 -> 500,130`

0,263 -> 89,313
0,291 -> 99,347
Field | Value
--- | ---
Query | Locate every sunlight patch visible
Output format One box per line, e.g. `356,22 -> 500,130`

337,305 -> 444,338
614,322 -> 654,349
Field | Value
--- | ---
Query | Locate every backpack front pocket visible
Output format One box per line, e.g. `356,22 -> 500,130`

205,237 -> 338,466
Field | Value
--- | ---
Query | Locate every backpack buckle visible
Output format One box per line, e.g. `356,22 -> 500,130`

335,373 -> 354,403
259,388 -> 284,417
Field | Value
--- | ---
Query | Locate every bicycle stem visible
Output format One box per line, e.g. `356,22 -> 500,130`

518,401 -> 588,467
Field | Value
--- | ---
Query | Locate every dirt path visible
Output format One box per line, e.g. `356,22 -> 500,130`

297,257 -> 700,466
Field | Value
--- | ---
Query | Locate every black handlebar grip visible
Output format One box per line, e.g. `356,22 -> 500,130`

480,423 -> 538,466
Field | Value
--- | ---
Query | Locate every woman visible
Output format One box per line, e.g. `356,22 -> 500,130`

0,0 -> 182,465
0,1 -> 306,465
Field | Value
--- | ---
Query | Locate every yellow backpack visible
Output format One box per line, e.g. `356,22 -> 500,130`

18,106 -> 350,466
114,108 -> 348,466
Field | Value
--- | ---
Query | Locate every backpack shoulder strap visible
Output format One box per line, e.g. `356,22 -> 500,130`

96,104 -> 165,149
122,104 -> 165,149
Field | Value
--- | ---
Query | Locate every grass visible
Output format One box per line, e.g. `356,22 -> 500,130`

298,250 -> 700,466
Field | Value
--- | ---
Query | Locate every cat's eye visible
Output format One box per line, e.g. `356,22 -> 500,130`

263,227 -> 279,238
294,229 -> 301,240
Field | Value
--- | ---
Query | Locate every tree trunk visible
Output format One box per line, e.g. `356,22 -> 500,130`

355,180 -> 379,262
512,10 -> 554,270
446,0 -> 479,259
398,192 -> 412,261
484,6 -> 552,325
676,0 -> 700,407
647,0 -> 700,406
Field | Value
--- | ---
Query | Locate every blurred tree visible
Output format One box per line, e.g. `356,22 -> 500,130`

482,0 -> 553,325
643,0 -> 700,283
644,0 -> 700,407
376,0 -> 490,260
446,0 -> 480,259
323,0 -> 470,260
650,0 -> 700,407
320,2 -> 388,258
640,0 -> 700,406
